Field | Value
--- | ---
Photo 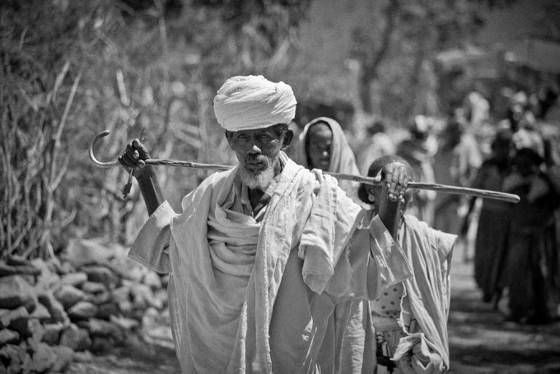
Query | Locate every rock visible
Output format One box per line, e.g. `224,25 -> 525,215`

0,329 -> 20,345
59,324 -> 91,351
58,260 -> 74,275
154,289 -> 169,308
117,300 -> 134,317
30,302 -> 51,321
80,318 -> 125,342
112,285 -> 131,304
0,275 -> 37,311
131,284 -> 163,310
141,307 -> 160,328
32,258 -> 61,290
81,281 -> 107,294
112,286 -> 134,315
96,302 -> 119,320
125,264 -> 147,282
68,301 -> 98,321
81,265 -> 118,288
86,290 -> 111,305
72,350 -> 93,362
38,291 -> 68,324
10,317 -> 43,340
90,336 -> 115,354
61,272 -> 88,287
64,238 -> 114,268
51,345 -> 74,372
29,258 -> 57,273
110,315 -> 139,330
0,261 -> 41,277
0,343 -> 31,374
42,323 -> 64,345
26,342 -> 56,373
54,284 -> 87,309
143,272 -> 162,290
108,251 -> 142,280
0,306 -> 29,329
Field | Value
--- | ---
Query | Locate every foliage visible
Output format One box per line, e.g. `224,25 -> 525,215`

0,0 -> 311,260
349,0 -> 489,121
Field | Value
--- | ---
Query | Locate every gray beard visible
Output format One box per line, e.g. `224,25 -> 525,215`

237,165 -> 275,190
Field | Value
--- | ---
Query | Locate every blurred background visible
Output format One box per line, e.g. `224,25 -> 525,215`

1,0 -> 560,373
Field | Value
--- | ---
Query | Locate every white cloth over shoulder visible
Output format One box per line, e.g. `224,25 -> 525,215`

393,215 -> 456,373
213,75 -> 297,132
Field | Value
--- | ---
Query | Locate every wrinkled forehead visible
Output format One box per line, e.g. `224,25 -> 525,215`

229,123 -> 287,137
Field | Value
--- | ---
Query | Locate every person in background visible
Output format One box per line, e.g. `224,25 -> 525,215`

503,141 -> 560,325
292,116 -> 366,371
462,129 -> 514,307
462,86 -> 490,130
357,119 -> 396,175
352,155 -> 456,374
294,116 -> 361,199
433,118 -> 482,236
396,115 -> 437,225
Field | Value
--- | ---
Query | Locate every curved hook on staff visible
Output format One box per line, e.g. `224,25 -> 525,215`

89,130 -> 119,168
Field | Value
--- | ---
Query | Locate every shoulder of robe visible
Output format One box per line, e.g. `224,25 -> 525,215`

179,168 -> 235,213
198,169 -> 234,189
404,214 -> 456,258
297,167 -> 321,196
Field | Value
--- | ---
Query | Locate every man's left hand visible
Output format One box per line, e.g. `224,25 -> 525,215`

380,162 -> 410,204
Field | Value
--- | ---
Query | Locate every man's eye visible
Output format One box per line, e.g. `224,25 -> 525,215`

257,134 -> 273,143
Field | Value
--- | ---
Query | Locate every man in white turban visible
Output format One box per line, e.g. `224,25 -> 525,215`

119,75 -> 412,373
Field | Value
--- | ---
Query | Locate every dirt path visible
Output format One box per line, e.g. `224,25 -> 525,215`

448,247 -> 560,374
68,327 -> 180,373
69,246 -> 560,374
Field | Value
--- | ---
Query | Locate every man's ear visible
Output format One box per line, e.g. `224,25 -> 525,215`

282,129 -> 294,149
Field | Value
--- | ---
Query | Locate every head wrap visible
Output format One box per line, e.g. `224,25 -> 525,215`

293,117 -> 361,198
213,75 -> 297,132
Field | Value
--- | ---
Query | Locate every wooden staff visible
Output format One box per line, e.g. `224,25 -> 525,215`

90,130 -> 520,204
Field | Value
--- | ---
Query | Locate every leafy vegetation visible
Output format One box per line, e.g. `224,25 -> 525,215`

0,0 -> 311,259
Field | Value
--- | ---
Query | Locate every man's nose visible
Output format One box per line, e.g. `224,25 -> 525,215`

248,143 -> 262,154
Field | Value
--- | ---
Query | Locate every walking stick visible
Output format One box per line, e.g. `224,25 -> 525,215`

90,130 -> 520,204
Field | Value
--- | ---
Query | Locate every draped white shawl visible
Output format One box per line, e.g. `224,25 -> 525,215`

393,215 -> 456,372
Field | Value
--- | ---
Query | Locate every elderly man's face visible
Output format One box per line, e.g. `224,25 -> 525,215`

226,124 -> 292,189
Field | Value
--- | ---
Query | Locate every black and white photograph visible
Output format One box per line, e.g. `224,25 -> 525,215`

1,0 -> 560,373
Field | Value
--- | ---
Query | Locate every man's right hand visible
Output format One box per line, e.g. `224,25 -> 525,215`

118,139 -> 164,215
118,139 -> 151,178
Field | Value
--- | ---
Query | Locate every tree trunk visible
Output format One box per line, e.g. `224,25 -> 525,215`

358,0 -> 399,114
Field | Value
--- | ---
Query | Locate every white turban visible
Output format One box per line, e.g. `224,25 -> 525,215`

213,75 -> 297,132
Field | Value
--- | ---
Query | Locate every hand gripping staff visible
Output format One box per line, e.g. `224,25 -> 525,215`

89,130 -> 520,204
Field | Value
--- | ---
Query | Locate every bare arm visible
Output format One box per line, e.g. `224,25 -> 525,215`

118,139 -> 165,216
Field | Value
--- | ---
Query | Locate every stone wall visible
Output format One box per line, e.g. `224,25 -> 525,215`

0,239 -> 169,374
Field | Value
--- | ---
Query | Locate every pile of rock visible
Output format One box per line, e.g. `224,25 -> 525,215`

0,238 -> 169,373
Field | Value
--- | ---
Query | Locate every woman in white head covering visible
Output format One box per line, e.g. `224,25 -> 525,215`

294,117 -> 361,199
